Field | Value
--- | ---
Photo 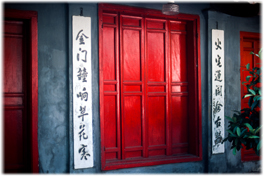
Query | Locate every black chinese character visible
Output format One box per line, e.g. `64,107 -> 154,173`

76,29 -> 89,45
214,116 -> 221,128
213,101 -> 223,115
215,55 -> 222,67
77,87 -> 88,101
215,85 -> 222,96
78,106 -> 88,121
215,38 -> 222,50
214,129 -> 223,145
79,124 -> 88,141
77,67 -> 88,82
77,48 -> 87,62
78,144 -> 90,160
214,70 -> 222,82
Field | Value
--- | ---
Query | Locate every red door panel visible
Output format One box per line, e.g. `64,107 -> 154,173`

124,95 -> 142,159
101,12 -> 121,161
4,20 -> 30,173
171,32 -> 187,82
102,27 -> 117,81
147,32 -> 166,82
240,32 -> 260,162
99,4 -> 201,170
123,29 -> 141,81
170,21 -> 189,155
120,15 -> 145,160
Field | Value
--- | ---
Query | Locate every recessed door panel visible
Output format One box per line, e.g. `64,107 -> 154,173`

123,29 -> 141,81
148,96 -> 166,146
4,36 -> 23,93
171,33 -> 187,83
103,27 -> 117,81
124,96 -> 142,148
171,96 -> 188,145
147,32 -> 165,82
104,95 -> 118,148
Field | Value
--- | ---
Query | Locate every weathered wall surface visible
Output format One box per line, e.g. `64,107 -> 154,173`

206,10 -> 261,173
3,2 -> 261,173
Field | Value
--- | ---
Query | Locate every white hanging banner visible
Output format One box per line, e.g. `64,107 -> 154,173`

212,29 -> 225,154
72,15 -> 93,169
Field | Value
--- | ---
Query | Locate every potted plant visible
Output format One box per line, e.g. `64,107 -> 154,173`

223,49 -> 262,156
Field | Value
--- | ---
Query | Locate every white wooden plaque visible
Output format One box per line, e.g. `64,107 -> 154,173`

72,15 -> 93,169
212,29 -> 225,154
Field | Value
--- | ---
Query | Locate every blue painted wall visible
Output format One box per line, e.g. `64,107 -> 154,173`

4,2 -> 260,173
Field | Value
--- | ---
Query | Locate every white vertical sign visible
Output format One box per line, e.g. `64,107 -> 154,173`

72,16 -> 93,169
212,29 -> 225,154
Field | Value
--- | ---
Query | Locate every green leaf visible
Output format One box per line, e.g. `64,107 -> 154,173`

253,96 -> 260,101
244,94 -> 253,98
251,100 -> 258,110
240,128 -> 247,136
254,126 -> 261,134
246,76 -> 251,82
237,127 -> 241,137
248,135 -> 259,138
258,48 -> 262,60
235,138 -> 238,145
233,147 -> 237,155
250,51 -> 254,55
233,126 -> 237,134
244,123 -> 254,133
225,116 -> 234,123
227,130 -> 236,137
246,63 -> 250,70
243,135 -> 248,138
242,82 -> 247,86
257,140 -> 261,151
259,89 -> 261,95
248,89 -> 256,95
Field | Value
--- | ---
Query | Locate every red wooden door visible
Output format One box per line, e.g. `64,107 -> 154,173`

3,19 -> 31,173
240,31 -> 260,162
99,4 -> 201,170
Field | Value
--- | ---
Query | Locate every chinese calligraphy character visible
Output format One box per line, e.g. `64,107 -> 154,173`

213,101 -> 223,115
214,116 -> 221,128
214,129 -> 223,145
77,87 -> 88,101
215,55 -> 222,67
78,106 -> 88,121
77,48 -> 87,62
214,70 -> 222,82
76,29 -> 89,45
215,38 -> 222,50
78,144 -> 90,160
77,67 -> 88,82
79,124 -> 88,141
215,85 -> 222,96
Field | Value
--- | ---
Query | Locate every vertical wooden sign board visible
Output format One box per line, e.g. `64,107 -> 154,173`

212,29 -> 225,154
72,16 -> 93,169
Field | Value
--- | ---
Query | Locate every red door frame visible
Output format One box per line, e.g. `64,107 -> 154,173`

99,3 -> 202,170
240,31 -> 260,162
4,9 -> 39,173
